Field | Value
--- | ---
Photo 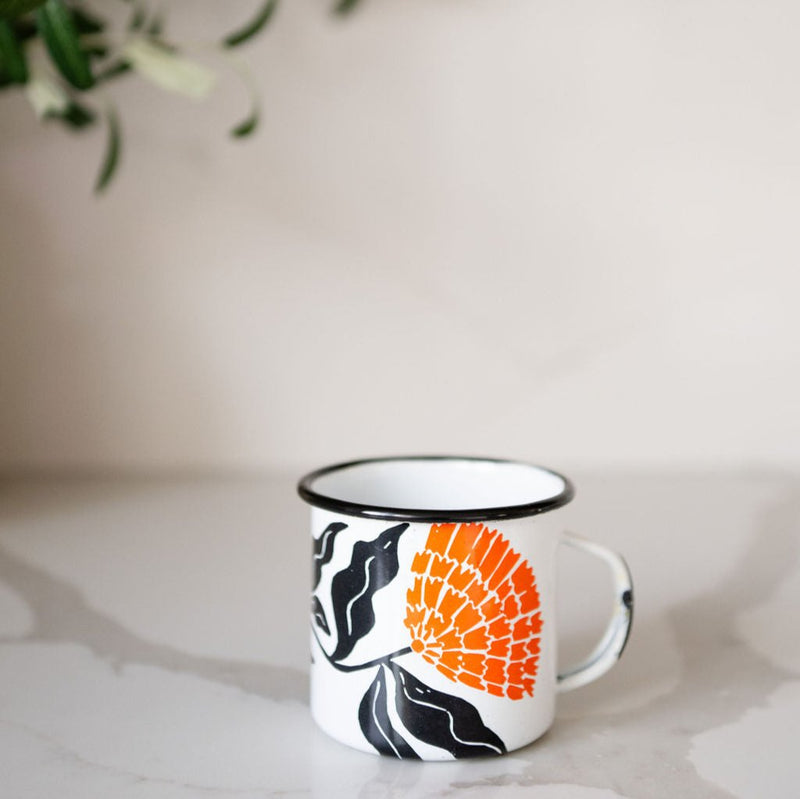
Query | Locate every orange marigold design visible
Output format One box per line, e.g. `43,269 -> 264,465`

404,523 -> 542,700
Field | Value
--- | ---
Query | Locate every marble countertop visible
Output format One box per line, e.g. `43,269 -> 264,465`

0,472 -> 797,798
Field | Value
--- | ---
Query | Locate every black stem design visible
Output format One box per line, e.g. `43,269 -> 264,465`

311,624 -> 412,672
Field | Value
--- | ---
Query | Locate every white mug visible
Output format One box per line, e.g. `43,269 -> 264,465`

298,456 -> 633,760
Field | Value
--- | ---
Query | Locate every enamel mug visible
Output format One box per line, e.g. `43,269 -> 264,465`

298,456 -> 633,760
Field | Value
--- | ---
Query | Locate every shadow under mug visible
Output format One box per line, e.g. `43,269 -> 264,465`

298,456 -> 633,761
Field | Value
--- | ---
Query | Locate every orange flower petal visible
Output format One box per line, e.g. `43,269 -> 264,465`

480,596 -> 504,622
430,553 -> 454,581
427,523 -> 457,553
448,523 -> 483,561
454,602 -> 483,633
438,629 -> 464,651
466,527 -> 497,568
437,587 -> 465,619
484,658 -> 506,684
488,616 -> 512,639
503,594 -> 520,618
423,576 -> 444,608
459,672 -> 484,691
487,550 -> 520,591
463,627 -> 490,650
405,522 -> 543,700
411,551 -> 431,574
488,636 -> 511,658
480,536 -> 510,577
460,652 -> 485,676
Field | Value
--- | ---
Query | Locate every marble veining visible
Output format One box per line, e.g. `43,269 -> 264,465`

689,681 -> 800,799
0,473 -> 798,797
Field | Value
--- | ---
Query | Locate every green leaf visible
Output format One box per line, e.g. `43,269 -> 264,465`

94,105 -> 120,193
83,44 -> 109,58
231,106 -> 258,138
123,38 -> 215,99
71,7 -> 103,35
0,0 -> 46,18
56,99 -> 95,128
95,59 -> 131,83
8,16 -> 37,42
36,0 -> 94,90
218,50 -> 260,138
333,0 -> 362,15
0,18 -> 27,82
223,0 -> 278,48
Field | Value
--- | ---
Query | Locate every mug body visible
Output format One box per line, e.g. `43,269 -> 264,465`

300,456 -> 574,760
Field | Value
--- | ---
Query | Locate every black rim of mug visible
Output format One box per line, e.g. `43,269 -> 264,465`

297,455 -> 575,522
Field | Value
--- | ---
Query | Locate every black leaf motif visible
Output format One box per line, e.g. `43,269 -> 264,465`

312,522 -> 347,590
329,523 -> 409,662
390,664 -> 506,758
358,666 -> 420,759
311,595 -> 330,635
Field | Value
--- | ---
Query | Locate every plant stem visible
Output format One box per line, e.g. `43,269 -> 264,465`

311,625 -> 412,672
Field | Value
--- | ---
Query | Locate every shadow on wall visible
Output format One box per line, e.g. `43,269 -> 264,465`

0,112 -> 229,471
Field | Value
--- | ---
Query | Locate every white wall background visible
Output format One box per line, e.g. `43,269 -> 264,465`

1,0 -> 798,473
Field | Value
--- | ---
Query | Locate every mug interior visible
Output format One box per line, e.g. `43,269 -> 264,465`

298,457 -> 573,521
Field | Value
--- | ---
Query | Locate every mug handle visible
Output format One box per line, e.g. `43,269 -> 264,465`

556,530 -> 634,693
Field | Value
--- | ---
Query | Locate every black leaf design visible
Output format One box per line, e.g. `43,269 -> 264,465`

311,595 -> 330,635
312,522 -> 347,590
358,666 -> 420,759
329,523 -> 409,662
390,664 -> 506,758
